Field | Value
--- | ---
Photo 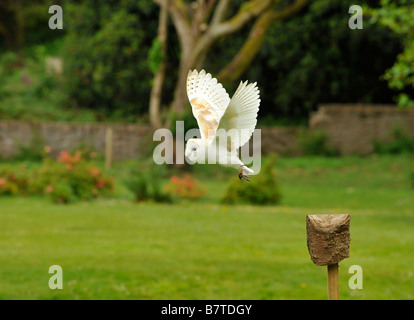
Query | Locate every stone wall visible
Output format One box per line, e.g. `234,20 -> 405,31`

259,126 -> 301,156
1,104 -> 412,160
310,104 -> 414,155
0,121 -> 151,161
0,120 -> 300,160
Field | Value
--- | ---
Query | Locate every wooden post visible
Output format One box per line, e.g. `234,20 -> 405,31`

327,263 -> 339,300
306,214 -> 351,300
105,127 -> 113,170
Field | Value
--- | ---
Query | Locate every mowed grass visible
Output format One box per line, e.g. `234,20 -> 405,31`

0,154 -> 413,299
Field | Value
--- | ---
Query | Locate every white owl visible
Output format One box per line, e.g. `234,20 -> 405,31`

184,69 -> 260,181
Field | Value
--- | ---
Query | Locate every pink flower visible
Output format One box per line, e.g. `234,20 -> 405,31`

21,73 -> 31,85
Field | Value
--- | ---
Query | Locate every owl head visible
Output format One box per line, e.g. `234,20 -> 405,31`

185,138 -> 205,163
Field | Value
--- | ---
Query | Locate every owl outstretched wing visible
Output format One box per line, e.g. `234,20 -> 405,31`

218,80 -> 260,151
187,70 -> 231,143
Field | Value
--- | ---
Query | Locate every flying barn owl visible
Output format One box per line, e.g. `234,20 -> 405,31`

184,70 -> 260,181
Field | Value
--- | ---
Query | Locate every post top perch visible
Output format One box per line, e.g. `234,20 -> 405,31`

306,214 -> 351,266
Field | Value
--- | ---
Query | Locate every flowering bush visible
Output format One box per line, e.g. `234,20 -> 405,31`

57,150 -> 82,169
124,160 -> 171,203
0,149 -> 113,203
0,165 -> 30,196
165,174 -> 206,201
36,151 -> 113,203
0,176 -> 18,196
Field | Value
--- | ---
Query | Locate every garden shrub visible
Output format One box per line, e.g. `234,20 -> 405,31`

165,174 -> 206,201
221,155 -> 281,205
0,149 -> 114,203
0,164 -> 30,196
373,128 -> 414,154
124,160 -> 171,203
48,182 -> 77,204
37,151 -> 114,203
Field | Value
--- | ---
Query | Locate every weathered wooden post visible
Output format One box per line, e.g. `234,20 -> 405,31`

105,126 -> 113,170
306,214 -> 351,300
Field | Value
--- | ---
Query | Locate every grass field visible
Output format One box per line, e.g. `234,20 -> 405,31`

1,154 -> 413,299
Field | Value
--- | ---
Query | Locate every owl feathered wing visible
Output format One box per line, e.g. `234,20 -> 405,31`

187,70 -> 230,143
218,80 -> 260,151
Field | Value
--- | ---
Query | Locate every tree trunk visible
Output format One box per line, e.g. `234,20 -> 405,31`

171,55 -> 192,116
149,1 -> 169,128
160,0 -> 310,120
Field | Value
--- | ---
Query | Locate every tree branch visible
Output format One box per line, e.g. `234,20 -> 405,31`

218,0 -> 310,83
271,0 -> 310,20
212,0 -> 272,39
210,0 -> 231,26
150,0 -> 169,128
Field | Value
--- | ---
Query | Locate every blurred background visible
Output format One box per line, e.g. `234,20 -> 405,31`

0,0 -> 413,300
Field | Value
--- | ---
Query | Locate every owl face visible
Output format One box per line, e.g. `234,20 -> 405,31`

185,139 -> 203,163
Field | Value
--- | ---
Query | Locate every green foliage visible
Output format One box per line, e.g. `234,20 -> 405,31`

244,0 -> 402,120
0,0 -> 409,123
373,128 -> 414,154
298,129 -> 339,156
0,164 -> 30,196
63,0 -> 158,118
49,182 -> 76,204
0,41 -> 97,122
221,155 -> 281,205
124,160 -> 171,203
410,172 -> 414,188
148,38 -> 163,74
368,0 -> 414,107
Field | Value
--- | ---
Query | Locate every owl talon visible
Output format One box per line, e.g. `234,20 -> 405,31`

238,172 -> 251,181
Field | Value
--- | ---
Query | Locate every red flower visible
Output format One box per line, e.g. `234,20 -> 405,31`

0,178 -> 7,187
88,167 -> 101,177
95,180 -> 106,189
44,184 -> 54,194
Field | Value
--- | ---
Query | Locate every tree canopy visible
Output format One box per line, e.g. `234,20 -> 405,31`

0,0 -> 411,124
368,0 -> 414,107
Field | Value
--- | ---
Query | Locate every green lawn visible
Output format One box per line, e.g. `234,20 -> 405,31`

0,154 -> 413,299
